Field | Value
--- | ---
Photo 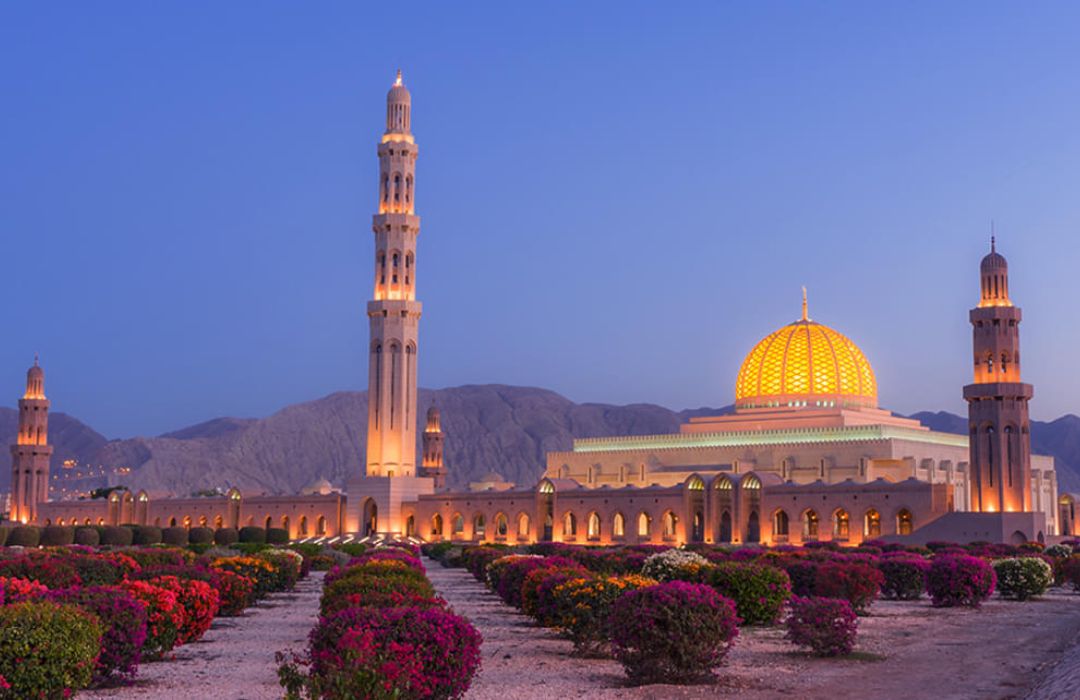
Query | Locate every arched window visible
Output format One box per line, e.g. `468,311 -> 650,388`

452,513 -> 464,535
281,516 -> 290,536
183,515 -> 192,528
612,512 -> 625,538
563,511 -> 577,537
715,476 -> 734,491
833,509 -> 850,539
864,509 -> 881,538
896,509 -> 913,536
587,512 -> 601,539
719,510 -> 733,542
743,474 -> 762,490
686,475 -> 705,491
198,515 -> 208,527
317,515 -> 327,536
802,510 -> 819,539
299,515 -> 308,537
746,510 -> 760,543
170,517 -> 177,527
637,512 -> 651,538
214,515 -> 224,530
431,513 -> 443,536
393,174 -> 401,203
265,515 -> 272,531
405,515 -> 415,537
473,514 -> 486,538
517,513 -> 530,538
382,174 -> 389,203
662,511 -> 678,538
773,510 -> 790,537
495,513 -> 508,537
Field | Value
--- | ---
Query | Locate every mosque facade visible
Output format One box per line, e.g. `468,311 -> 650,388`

4,74 -> 1066,546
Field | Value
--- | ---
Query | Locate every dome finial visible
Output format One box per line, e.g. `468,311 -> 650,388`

33,352 -> 39,367
801,286 -> 809,322
991,219 -> 996,253
394,69 -> 402,87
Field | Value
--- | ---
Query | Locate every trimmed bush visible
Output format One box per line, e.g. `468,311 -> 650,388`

521,565 -> 590,625
0,601 -> 103,698
188,527 -> 214,545
786,596 -> 858,656
133,526 -> 163,545
463,547 -> 505,582
927,554 -> 996,608
209,569 -> 256,616
783,559 -> 819,597
992,557 -> 1053,601
256,549 -> 304,591
813,561 -> 884,615
551,574 -> 656,655
6,525 -> 41,548
266,527 -> 289,544
706,562 -> 791,625
120,579 -> 185,659
214,528 -> 240,546
162,527 -> 189,546
212,556 -> 278,599
878,556 -> 931,600
289,605 -> 482,700
148,575 -> 220,644
48,585 -> 148,684
487,555 -> 552,607
70,555 -> 126,586
73,526 -> 101,547
100,526 -> 134,547
641,548 -> 712,582
40,526 -> 75,547
238,526 -> 267,544
609,581 -> 739,685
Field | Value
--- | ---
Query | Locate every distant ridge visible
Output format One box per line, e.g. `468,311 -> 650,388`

2,386 -> 1078,496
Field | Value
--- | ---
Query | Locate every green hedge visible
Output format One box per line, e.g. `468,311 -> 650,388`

73,526 -> 101,547
133,526 -> 163,545
40,526 -> 76,547
7,526 -> 41,547
188,527 -> 214,545
238,526 -> 267,544
214,528 -> 240,546
100,526 -> 134,547
266,527 -> 289,544
162,527 -> 189,546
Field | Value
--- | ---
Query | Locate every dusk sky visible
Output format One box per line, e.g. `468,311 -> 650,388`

5,2 -> 1080,438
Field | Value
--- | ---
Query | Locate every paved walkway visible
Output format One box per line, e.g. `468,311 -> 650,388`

82,572 -> 324,700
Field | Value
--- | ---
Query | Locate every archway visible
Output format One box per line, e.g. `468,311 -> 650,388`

896,509 -> 913,536
746,510 -> 760,543
317,515 -> 327,536
299,515 -> 308,537
516,512 -> 530,539
612,512 -> 626,538
864,509 -> 881,538
802,510 -> 819,540
362,499 -> 378,536
719,510 -> 732,543
833,509 -> 850,540
405,515 -> 415,537
431,513 -> 443,537
773,509 -> 790,540
1010,530 -> 1028,545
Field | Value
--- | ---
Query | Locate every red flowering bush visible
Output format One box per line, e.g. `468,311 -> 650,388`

926,554 -> 996,608
120,580 -> 185,659
0,576 -> 48,605
813,562 -> 884,615
0,556 -> 81,589
48,585 -> 148,684
1061,554 -> 1080,591
148,575 -> 220,644
705,562 -> 791,625
0,601 -> 103,699
211,556 -> 277,599
877,555 -> 931,600
520,565 -> 590,625
786,596 -> 858,656
283,606 -> 482,700
209,569 -> 256,616
608,581 -> 739,685
487,555 -> 578,608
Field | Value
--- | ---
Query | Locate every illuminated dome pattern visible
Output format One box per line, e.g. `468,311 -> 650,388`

735,317 -> 877,410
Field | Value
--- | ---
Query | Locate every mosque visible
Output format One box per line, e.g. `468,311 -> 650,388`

5,73 -> 1069,546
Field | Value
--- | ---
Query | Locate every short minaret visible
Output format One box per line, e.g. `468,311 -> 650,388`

366,70 -> 422,478
9,357 -> 53,523
963,238 -> 1033,513
420,405 -> 446,489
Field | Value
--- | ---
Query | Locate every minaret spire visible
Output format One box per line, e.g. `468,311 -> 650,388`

801,286 -> 809,322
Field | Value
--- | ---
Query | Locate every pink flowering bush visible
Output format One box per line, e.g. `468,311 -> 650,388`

926,554 -> 996,608
705,562 -> 791,625
813,561 -> 884,615
786,596 -> 858,656
487,555 -> 578,608
608,581 -> 739,685
877,555 -> 931,600
48,585 -> 148,685
120,579 -> 185,659
0,576 -> 48,605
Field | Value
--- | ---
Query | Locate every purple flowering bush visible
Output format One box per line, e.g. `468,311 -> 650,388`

705,562 -> 791,625
813,562 -> 884,615
608,581 -> 739,685
926,554 -> 996,608
48,585 -> 149,685
785,596 -> 858,656
877,555 -> 931,600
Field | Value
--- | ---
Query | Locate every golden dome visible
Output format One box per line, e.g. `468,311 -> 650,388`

734,295 -> 876,410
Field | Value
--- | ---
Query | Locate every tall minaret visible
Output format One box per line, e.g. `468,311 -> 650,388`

963,238 -> 1033,513
420,405 -> 446,489
9,357 -> 53,523
365,70 -> 421,478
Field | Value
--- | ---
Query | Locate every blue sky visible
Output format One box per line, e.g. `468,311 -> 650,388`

4,2 -> 1080,437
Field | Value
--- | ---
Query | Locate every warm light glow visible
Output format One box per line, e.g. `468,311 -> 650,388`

735,307 -> 877,409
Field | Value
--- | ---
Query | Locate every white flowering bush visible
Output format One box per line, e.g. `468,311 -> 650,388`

1044,544 -> 1073,559
641,549 -> 712,582
992,557 -> 1053,600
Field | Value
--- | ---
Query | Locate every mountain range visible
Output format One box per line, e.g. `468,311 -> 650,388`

2,384 -> 1079,497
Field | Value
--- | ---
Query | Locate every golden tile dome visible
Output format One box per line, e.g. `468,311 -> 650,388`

734,295 -> 876,410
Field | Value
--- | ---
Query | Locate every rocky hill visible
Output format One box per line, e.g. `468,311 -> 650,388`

2,386 -> 1079,496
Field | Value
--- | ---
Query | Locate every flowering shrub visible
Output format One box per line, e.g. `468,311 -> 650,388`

0,601 -> 103,698
705,562 -> 791,625
284,606 -> 482,700
120,580 -> 185,659
0,556 -> 81,589
70,555 -> 127,587
551,574 -> 655,655
785,596 -> 858,656
48,585 -> 148,684
0,576 -> 48,605
520,565 -> 590,625
783,559 -> 820,597
487,555 -> 579,608
926,554 -> 996,608
813,562 -> 884,615
608,581 -> 739,685
126,547 -> 195,569
320,571 -> 436,617
256,549 -> 305,591
992,557 -> 1053,601
148,575 -> 220,644
463,547 -> 507,582
212,556 -> 278,599
641,548 -> 712,582
877,556 -> 931,600
209,569 -> 256,616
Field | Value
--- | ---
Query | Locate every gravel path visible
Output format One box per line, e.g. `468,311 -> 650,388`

82,572 -> 324,700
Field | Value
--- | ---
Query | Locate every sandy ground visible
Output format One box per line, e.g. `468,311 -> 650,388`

425,561 -> 1080,700
81,572 -> 323,700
